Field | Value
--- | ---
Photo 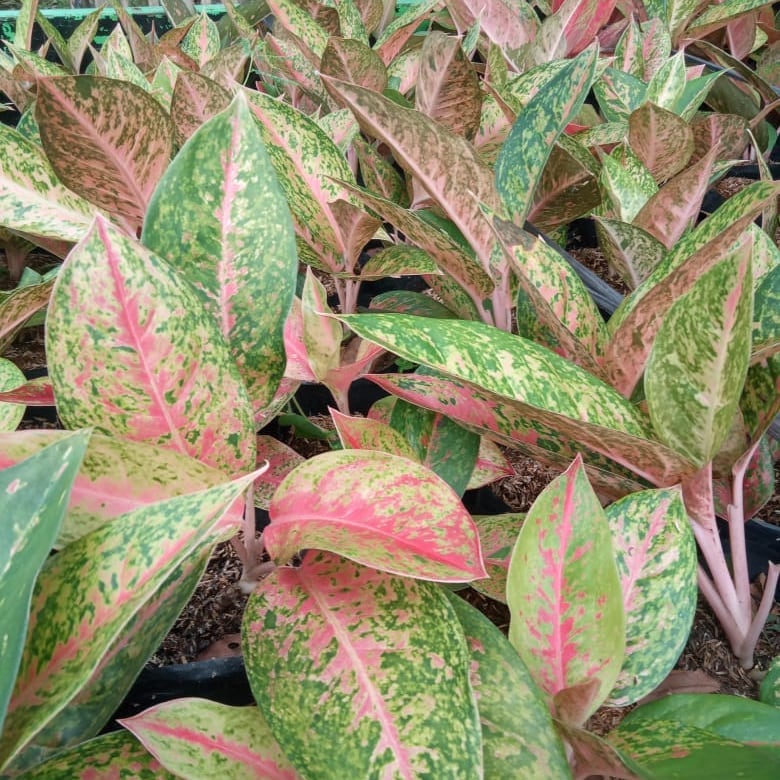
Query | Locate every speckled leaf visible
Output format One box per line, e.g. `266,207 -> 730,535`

645,241 -> 753,467
594,65 -> 646,120
360,246 -> 439,280
14,0 -> 38,49
0,277 -> 54,353
46,217 -> 256,474
331,409 -> 419,460
415,31 -> 482,141
600,146 -> 657,223
148,57 -> 181,111
605,488 -> 697,706
470,513 -> 525,604
267,0 -> 329,63
243,551 -> 482,779
121,699 -> 300,779
327,199 -> 382,279
445,591 -> 572,780
687,0 -> 776,38
752,264 -> 780,364
557,722 -> 642,780
760,658 -> 780,707
340,314 -> 653,440
741,355 -> 780,444
0,377 -> 54,407
352,136 -> 408,206
0,431 -> 88,735
446,0 -> 537,51
244,89 -> 355,273
496,46 -> 597,225
532,0 -> 616,61
263,33 -> 332,112
491,215 -> 607,363
0,470 -> 258,772
374,0 -> 447,65
320,37 -> 387,94
594,217 -> 666,289
610,716 -> 780,778
254,435 -> 304,510
316,110 -> 360,154
605,182 -> 779,396
342,182 -> 493,300
389,396 -> 480,496
170,71 -> 231,147
716,433 -> 775,520
0,431 -> 241,549
66,6 -> 103,72
322,76 -> 502,267
467,437 -> 515,489
506,456 -> 625,725
633,145 -> 717,249
96,48 -> 150,94
0,360 -> 25,431
180,13 -> 220,68
365,370 -> 687,492
35,76 -> 174,233
143,94 -> 297,414
0,125 -> 96,243
628,102 -> 694,183
13,729 -> 175,779
369,290 -> 458,319
266,449 -> 486,581
301,269 -> 344,380
33,10 -> 73,73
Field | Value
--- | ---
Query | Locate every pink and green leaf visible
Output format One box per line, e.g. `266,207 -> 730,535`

243,551 -> 482,779
495,46 -> 598,225
320,36 -> 388,94
0,431 -> 89,736
470,512 -> 526,604
506,456 -> 625,725
605,488 -> 697,706
35,76 -> 174,233
594,216 -> 666,289
445,591 -> 572,779
751,264 -> 780,364
0,360 -> 26,431
0,470 -> 258,771
120,699 -> 301,779
254,435 -> 304,510
467,437 -> 515,489
645,239 -> 753,467
330,409 -> 420,460
46,216 -> 256,474
0,376 -> 54,407
446,0 -> 538,52
180,12 -> 221,67
266,0 -> 329,63
143,93 -> 298,414
0,277 -> 54,353
627,102 -> 694,183
266,449 -> 486,582
169,70 -> 231,147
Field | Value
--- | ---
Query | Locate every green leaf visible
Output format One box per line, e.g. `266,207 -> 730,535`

599,145 -> 657,223
243,552 -> 482,779
0,470 -> 258,772
0,125 -> 96,244
645,240 -> 753,466
67,6 -> 104,73
605,488 -> 697,706
752,264 -> 780,363
35,76 -> 174,233
470,513 -> 525,604
445,592 -> 572,779
644,51 -> 687,112
495,47 -> 597,225
121,700 -> 300,778
506,456 -> 625,725
46,217 -> 256,475
143,93 -> 297,415
760,658 -> 780,707
14,0 -> 38,49
267,0 -> 329,62
0,359 -> 26,431
0,431 -> 89,735
13,730 -> 175,779
266,449 -> 487,582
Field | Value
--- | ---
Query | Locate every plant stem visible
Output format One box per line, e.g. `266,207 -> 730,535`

739,562 -> 780,668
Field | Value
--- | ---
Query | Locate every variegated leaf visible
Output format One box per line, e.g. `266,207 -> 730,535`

506,456 -> 625,725
330,408 -> 419,460
714,434 -> 775,521
633,145 -> 718,250
593,67 -> 646,123
446,0 -> 537,51
644,51 -> 686,111
599,145 -> 657,223
0,431 -> 240,549
369,290 -> 458,319
0,277 -> 54,354
322,76 -> 502,269
46,217 -> 256,474
605,181 -> 779,396
495,46 -> 597,226
316,109 -> 360,155
267,0 -> 329,63
471,513 -> 525,604
467,437 -> 515,489
121,699 -> 300,779
352,135 -> 408,206
0,360 -> 26,431
11,730 -> 175,779
645,241 -> 753,467
628,102 -> 694,183
686,0 -> 777,38
752,264 -> 780,364
532,0 -> 616,61
0,470 -> 258,772
170,70 -> 231,147
445,591 -> 572,779
320,36 -> 387,93
374,0 -> 446,65
0,431 -> 89,736
254,435 -> 304,510
389,396 -> 480,495
365,370 -> 687,493
594,217 -> 666,289
181,13 -> 221,68
266,449 -> 486,581
605,488 -> 697,706
243,551 -> 482,779
360,245 -> 440,279
0,125 -> 96,243
35,76 -> 174,233
67,7 -> 104,72
301,269 -> 345,380
143,93 -> 297,415
415,31 -> 482,141
0,377 -> 54,407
